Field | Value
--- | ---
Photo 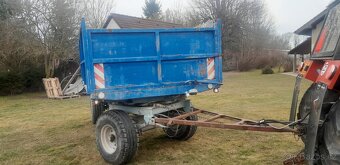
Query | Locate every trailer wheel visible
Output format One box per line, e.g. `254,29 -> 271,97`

297,83 -> 339,142
163,109 -> 198,140
91,101 -> 107,124
96,110 -> 139,165
319,101 -> 340,165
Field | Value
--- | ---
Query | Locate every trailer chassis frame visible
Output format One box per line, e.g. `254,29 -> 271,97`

109,99 -> 297,133
154,108 -> 297,133
109,100 -> 192,127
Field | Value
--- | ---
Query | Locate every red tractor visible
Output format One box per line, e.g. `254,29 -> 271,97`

292,1 -> 340,164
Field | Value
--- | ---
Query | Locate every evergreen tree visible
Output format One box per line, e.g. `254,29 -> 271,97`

143,0 -> 162,20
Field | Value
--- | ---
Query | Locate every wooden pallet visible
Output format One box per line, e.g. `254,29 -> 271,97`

42,78 -> 80,99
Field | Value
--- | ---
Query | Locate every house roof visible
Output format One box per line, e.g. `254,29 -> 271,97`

295,0 -> 340,35
288,37 -> 311,54
294,10 -> 328,36
103,13 -> 184,29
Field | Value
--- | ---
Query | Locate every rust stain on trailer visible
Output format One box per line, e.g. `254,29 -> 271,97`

199,62 -> 207,76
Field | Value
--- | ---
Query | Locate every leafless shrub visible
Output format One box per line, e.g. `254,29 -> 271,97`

237,54 -> 256,72
283,57 -> 293,72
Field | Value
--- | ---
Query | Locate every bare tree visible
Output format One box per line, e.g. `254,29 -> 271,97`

21,0 -> 78,78
0,23 -> 37,73
162,2 -> 202,27
162,1 -> 187,25
163,8 -> 183,24
79,0 -> 115,28
191,0 -> 283,71
0,0 -> 39,73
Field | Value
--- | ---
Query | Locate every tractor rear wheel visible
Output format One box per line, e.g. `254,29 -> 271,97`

96,110 -> 139,165
163,109 -> 198,140
319,101 -> 340,165
297,83 -> 339,142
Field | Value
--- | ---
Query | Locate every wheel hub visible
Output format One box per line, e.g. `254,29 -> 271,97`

101,124 -> 117,154
110,134 -> 116,142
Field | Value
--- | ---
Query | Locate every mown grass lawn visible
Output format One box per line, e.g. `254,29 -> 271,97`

0,71 -> 312,165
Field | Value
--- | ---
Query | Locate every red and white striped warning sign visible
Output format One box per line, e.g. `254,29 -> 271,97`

207,58 -> 215,80
94,63 -> 105,89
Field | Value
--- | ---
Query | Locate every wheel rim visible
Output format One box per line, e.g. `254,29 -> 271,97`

100,124 -> 117,154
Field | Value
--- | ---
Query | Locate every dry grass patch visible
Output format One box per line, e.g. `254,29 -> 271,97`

0,70 -> 311,164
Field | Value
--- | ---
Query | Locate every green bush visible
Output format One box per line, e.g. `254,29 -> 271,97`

0,68 -> 44,95
0,72 -> 25,95
261,66 -> 274,74
22,68 -> 44,91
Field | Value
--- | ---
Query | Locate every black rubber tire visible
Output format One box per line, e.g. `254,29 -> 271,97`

297,83 -> 339,142
163,110 -> 198,140
319,101 -> 340,165
96,110 -> 139,165
91,101 -> 106,124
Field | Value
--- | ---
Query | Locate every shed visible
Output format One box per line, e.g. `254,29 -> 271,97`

288,38 -> 311,72
288,38 -> 311,55
103,13 -> 184,29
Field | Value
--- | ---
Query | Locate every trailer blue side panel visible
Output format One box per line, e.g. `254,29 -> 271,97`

79,19 -> 222,101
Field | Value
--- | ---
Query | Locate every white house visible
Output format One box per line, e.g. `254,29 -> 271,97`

103,13 -> 183,29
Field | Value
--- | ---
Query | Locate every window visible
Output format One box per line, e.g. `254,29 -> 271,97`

313,3 -> 340,57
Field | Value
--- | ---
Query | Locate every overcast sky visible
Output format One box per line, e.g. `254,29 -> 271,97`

113,0 -> 332,34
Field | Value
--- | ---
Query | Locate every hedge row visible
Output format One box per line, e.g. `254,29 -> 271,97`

0,68 -> 44,95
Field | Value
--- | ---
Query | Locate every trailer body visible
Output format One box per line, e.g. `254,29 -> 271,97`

79,20 -> 222,101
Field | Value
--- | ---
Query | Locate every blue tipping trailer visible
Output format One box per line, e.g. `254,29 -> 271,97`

79,19 -> 224,164
79,19 -> 222,101
79,19 -> 298,164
